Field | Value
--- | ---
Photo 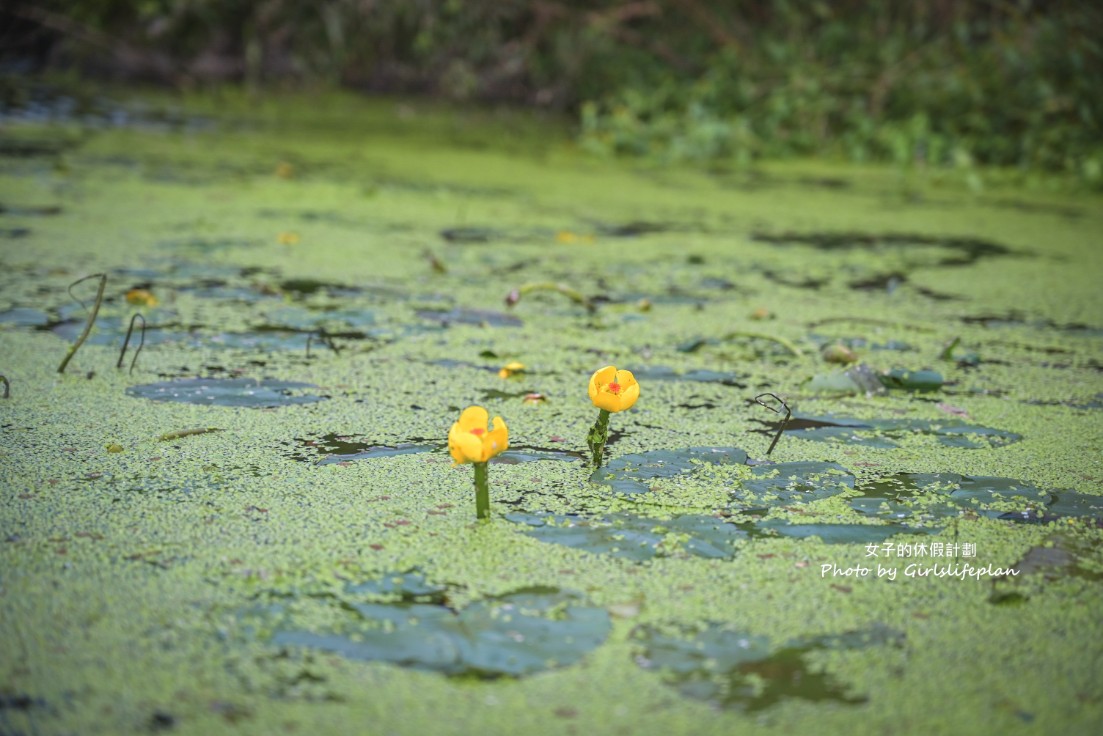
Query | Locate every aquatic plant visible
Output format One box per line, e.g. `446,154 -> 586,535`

448,406 -> 509,520
57,273 -> 106,374
586,365 -> 639,468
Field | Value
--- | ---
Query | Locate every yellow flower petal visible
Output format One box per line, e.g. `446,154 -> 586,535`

484,415 -> 509,460
457,405 -> 489,433
448,406 -> 509,464
589,365 -> 638,412
619,381 -> 640,411
498,361 -> 526,379
589,365 -> 617,404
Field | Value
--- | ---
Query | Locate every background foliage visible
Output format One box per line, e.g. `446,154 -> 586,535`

4,0 -> 1101,182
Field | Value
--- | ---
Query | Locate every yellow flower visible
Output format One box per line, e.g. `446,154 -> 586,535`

448,406 -> 509,464
277,231 -> 300,245
125,288 -> 158,307
588,365 -> 639,413
498,361 -> 525,379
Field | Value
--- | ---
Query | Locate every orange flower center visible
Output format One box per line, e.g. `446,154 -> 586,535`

607,381 -> 621,395
470,428 -> 485,436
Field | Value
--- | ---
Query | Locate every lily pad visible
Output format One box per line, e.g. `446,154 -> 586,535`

879,368 -> 944,392
51,316 -> 186,346
592,446 -> 749,495
734,461 -> 855,508
1044,492 -> 1103,520
416,308 -> 522,327
317,444 -> 434,465
758,414 -> 1020,449
344,569 -> 449,602
0,307 -> 50,327
506,512 -> 664,562
755,520 -> 934,544
127,378 -> 326,407
631,365 -> 746,387
493,447 -> 583,465
507,512 -> 747,561
851,473 -> 1053,522
634,622 -> 902,711
806,365 -> 885,395
269,585 -> 610,678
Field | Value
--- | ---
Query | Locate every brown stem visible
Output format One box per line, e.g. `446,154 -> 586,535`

58,273 -> 107,375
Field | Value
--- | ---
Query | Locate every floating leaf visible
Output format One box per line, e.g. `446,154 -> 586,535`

344,569 -> 448,602
493,448 -> 582,465
734,461 -> 855,508
127,378 -> 326,407
416,308 -> 522,327
317,444 -> 434,465
631,365 -> 746,387
1044,492 -> 1103,520
0,307 -> 50,327
879,368 -> 944,392
635,622 -> 902,711
805,364 -> 885,395
268,586 -> 610,678
757,414 -> 1020,449
592,446 -> 749,495
755,520 -> 934,544
851,473 -> 1052,522
506,513 -> 664,562
51,316 -> 184,346
507,512 -> 747,561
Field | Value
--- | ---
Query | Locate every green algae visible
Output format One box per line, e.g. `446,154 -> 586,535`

1,87 -> 1102,736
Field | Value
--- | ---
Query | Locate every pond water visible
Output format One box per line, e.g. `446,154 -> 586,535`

1,87 -> 1101,736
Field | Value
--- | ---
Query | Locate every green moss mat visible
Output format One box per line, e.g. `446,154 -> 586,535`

1,90 -> 1101,736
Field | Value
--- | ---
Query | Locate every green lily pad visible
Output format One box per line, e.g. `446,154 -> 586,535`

506,512 -> 664,562
851,473 -> 1053,522
755,520 -> 934,544
634,622 -> 902,711
0,307 -> 50,326
592,446 -> 749,495
51,316 -> 185,347
344,569 -> 449,602
631,365 -> 746,387
127,378 -> 326,407
879,368 -> 944,392
806,366 -> 885,396
734,461 -> 855,507
269,586 -> 610,678
493,448 -> 583,465
260,305 -> 377,331
506,512 -> 747,561
761,414 -> 1020,449
317,444 -> 435,465
416,308 -> 522,327
1044,492 -> 1103,520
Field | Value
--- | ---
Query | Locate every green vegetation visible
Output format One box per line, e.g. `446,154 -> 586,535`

5,1 -> 1100,183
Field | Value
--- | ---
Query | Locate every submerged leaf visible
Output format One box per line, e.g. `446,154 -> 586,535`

266,585 -> 610,677
127,378 -> 326,407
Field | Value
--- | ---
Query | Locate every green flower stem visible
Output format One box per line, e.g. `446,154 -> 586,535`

587,408 -> 611,468
474,462 -> 490,520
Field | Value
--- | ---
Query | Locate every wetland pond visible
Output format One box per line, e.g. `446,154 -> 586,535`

1,89 -> 1102,736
